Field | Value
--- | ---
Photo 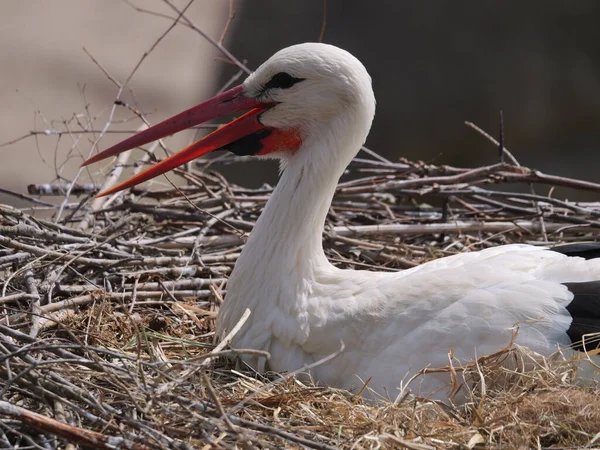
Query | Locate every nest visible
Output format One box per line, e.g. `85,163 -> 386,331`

1,148 -> 600,449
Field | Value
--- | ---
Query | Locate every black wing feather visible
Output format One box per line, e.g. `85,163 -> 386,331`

563,281 -> 600,352
550,243 -> 600,352
551,243 -> 600,260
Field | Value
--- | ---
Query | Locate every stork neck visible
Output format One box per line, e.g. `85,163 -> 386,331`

241,136 -> 348,274
218,100 -> 375,346
235,101 -> 374,281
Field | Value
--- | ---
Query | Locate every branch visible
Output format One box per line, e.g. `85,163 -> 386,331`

0,401 -> 152,450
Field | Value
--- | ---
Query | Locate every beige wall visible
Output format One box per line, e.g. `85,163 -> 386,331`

1,1 -> 227,205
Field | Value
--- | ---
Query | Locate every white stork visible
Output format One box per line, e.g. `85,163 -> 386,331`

83,43 -> 600,400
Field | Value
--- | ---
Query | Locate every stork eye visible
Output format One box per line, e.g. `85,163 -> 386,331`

264,72 -> 304,90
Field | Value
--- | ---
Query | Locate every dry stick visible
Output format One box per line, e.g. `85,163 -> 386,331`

339,162 -> 516,194
167,182 -> 244,237
1,129 -> 165,150
465,120 -> 520,166
202,373 -> 236,432
3,226 -> 149,305
0,343 -> 121,421
0,252 -> 31,267
55,1 -> 195,223
164,308 -> 251,387
468,194 -> 600,229
380,433 -> 436,450
51,401 -> 76,450
27,183 -> 100,197
495,114 -> 547,241
203,308 -> 251,366
0,401 -> 152,450
228,416 -> 339,450
166,348 -> 270,366
0,235 -> 110,268
82,47 -> 120,88
46,332 -> 166,434
0,131 -> 36,147
141,220 -> 592,251
162,0 -> 251,74
0,324 -> 143,369
192,209 -> 238,261
0,205 -> 93,238
58,243 -> 135,258
0,293 -> 38,305
49,113 -> 92,194
130,253 -> 240,267
118,265 -> 231,280
0,371 -> 110,430
0,187 -> 59,207
458,187 -> 599,217
218,0 -> 235,45
501,170 -> 600,193
318,0 -> 327,42
124,0 -> 196,88
351,162 -> 600,195
59,278 -> 225,295
23,271 -> 41,338
357,152 -> 402,166
134,225 -> 205,246
152,309 -> 252,408
157,279 -> 212,331
223,344 -> 347,442
498,110 -> 505,164
77,124 -> 146,231
529,184 -> 548,241
1,224 -> 89,244
101,141 -> 162,211
332,221 -> 590,236
3,290 -> 214,326
229,342 -> 347,413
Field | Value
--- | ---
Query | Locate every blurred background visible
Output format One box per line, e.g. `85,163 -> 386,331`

2,0 -> 600,206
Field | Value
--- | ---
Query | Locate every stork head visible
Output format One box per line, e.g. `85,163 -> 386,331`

246,43 -> 375,136
82,43 -> 375,197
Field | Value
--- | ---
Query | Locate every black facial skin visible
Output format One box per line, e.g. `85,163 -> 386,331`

222,72 -> 304,156
222,128 -> 273,156
264,72 -> 305,90
222,73 -> 305,156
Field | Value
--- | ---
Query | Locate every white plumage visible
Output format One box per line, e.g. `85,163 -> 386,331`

215,44 -> 600,399
85,43 -> 600,401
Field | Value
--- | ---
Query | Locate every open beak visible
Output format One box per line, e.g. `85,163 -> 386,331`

82,84 -> 301,197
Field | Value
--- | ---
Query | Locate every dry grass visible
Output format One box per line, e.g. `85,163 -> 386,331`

1,149 -> 600,448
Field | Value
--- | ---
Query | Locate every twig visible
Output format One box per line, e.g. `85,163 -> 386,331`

318,0 -> 327,42
55,1 -> 195,223
218,0 -> 235,45
23,271 -> 41,338
161,0 -> 251,74
0,401 -> 152,450
465,120 -> 520,166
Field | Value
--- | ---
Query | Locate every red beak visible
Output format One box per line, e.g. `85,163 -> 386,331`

82,84 -> 301,197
